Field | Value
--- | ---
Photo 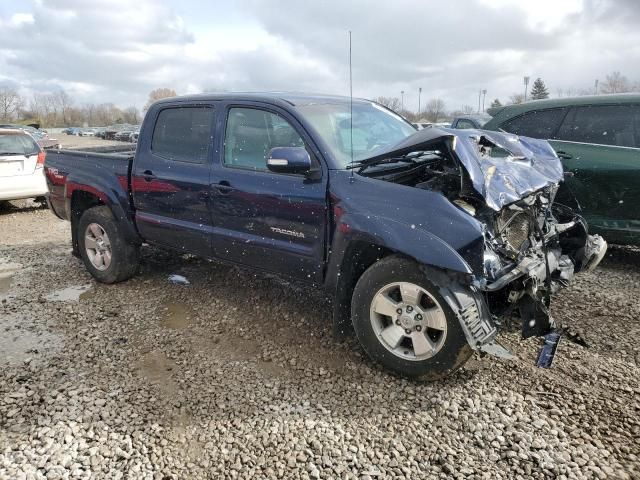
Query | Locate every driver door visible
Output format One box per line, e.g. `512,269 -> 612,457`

210,104 -> 328,282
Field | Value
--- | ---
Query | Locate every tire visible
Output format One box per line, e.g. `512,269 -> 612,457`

351,255 -> 472,379
77,206 -> 140,283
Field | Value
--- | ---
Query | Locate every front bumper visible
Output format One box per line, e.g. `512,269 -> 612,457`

453,227 -> 607,358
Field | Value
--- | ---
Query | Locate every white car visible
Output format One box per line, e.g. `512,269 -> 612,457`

0,129 -> 48,202
80,129 -> 97,137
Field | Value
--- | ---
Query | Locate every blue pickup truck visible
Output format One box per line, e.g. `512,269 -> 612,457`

45,93 -> 606,378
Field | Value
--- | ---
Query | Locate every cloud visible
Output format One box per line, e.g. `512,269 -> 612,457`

0,0 -> 639,111
239,0 -> 640,107
0,0 -> 195,105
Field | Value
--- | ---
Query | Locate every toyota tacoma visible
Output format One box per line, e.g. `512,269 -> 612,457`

44,93 -> 606,378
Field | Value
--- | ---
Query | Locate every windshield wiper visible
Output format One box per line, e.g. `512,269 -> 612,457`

346,151 -> 423,173
0,152 -> 24,156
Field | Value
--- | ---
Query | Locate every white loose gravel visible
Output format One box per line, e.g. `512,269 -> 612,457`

0,203 -> 638,479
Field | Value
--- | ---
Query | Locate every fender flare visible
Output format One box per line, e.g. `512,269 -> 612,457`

326,213 -> 483,339
64,174 -> 141,245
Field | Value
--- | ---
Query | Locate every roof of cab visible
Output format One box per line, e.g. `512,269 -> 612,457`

152,92 -> 371,108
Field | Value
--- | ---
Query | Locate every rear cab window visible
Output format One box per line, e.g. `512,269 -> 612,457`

151,107 -> 215,163
555,105 -> 640,148
500,108 -> 568,139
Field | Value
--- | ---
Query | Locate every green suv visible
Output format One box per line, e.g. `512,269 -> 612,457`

484,94 -> 640,245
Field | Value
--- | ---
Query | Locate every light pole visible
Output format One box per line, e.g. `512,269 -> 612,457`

401,90 -> 404,111
418,87 -> 422,117
482,89 -> 487,112
523,76 -> 530,102
478,90 -> 481,113
595,79 -> 599,95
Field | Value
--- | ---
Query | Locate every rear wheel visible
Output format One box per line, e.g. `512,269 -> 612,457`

351,255 -> 472,379
77,206 -> 140,283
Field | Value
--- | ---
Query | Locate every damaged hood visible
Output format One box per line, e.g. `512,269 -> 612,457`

362,128 -> 564,210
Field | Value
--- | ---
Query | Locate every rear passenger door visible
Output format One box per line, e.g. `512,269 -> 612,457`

210,103 -> 327,282
132,104 -> 216,257
550,104 -> 640,243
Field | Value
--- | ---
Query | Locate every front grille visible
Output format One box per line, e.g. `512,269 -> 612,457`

497,209 -> 531,253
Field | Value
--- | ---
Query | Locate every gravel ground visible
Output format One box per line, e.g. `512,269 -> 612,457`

0,202 -> 638,479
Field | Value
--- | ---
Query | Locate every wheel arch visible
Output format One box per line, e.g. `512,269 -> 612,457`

327,234 -> 476,341
69,189 -> 140,256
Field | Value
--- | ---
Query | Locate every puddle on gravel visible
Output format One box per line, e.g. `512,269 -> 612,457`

161,302 -> 193,329
45,285 -> 92,302
257,359 -> 288,377
79,288 -> 97,302
0,274 -> 11,294
137,351 -> 178,387
0,314 -> 63,365
136,351 -> 194,428
0,261 -> 22,299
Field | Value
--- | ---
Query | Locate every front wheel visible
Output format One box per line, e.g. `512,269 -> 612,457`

77,206 -> 140,283
351,255 -> 472,379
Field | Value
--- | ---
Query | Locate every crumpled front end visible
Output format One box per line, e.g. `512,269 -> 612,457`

358,127 -> 607,355
475,188 -> 607,340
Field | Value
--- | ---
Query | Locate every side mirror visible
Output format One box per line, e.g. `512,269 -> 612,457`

266,147 -> 311,174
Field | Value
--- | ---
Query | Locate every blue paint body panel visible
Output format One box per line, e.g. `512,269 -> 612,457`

45,93 -> 484,287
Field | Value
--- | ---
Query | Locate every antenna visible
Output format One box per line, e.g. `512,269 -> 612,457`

349,30 -> 354,181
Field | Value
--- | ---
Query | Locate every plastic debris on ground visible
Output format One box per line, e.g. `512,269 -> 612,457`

168,274 -> 190,285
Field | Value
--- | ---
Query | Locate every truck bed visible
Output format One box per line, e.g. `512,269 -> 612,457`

45,148 -> 133,223
63,144 -> 137,155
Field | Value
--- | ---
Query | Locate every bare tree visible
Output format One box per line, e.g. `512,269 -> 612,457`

400,110 -> 418,122
144,88 -> 177,111
372,96 -> 402,113
30,93 -> 53,125
600,71 -> 631,94
83,103 -> 97,126
461,105 -> 475,114
0,87 -> 24,121
509,93 -> 525,105
52,90 -> 73,126
424,98 -> 446,122
122,106 -> 140,124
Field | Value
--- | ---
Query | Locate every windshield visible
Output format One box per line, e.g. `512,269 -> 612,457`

296,102 -> 416,168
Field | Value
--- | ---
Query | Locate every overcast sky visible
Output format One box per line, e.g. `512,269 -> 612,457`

1,0 -> 639,111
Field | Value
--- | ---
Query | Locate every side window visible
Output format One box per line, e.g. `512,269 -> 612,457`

500,108 -> 568,139
151,107 -> 214,163
556,105 -> 639,148
224,107 -> 305,171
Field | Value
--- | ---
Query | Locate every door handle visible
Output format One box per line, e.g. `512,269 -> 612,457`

214,180 -> 233,194
556,151 -> 573,160
142,170 -> 155,182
